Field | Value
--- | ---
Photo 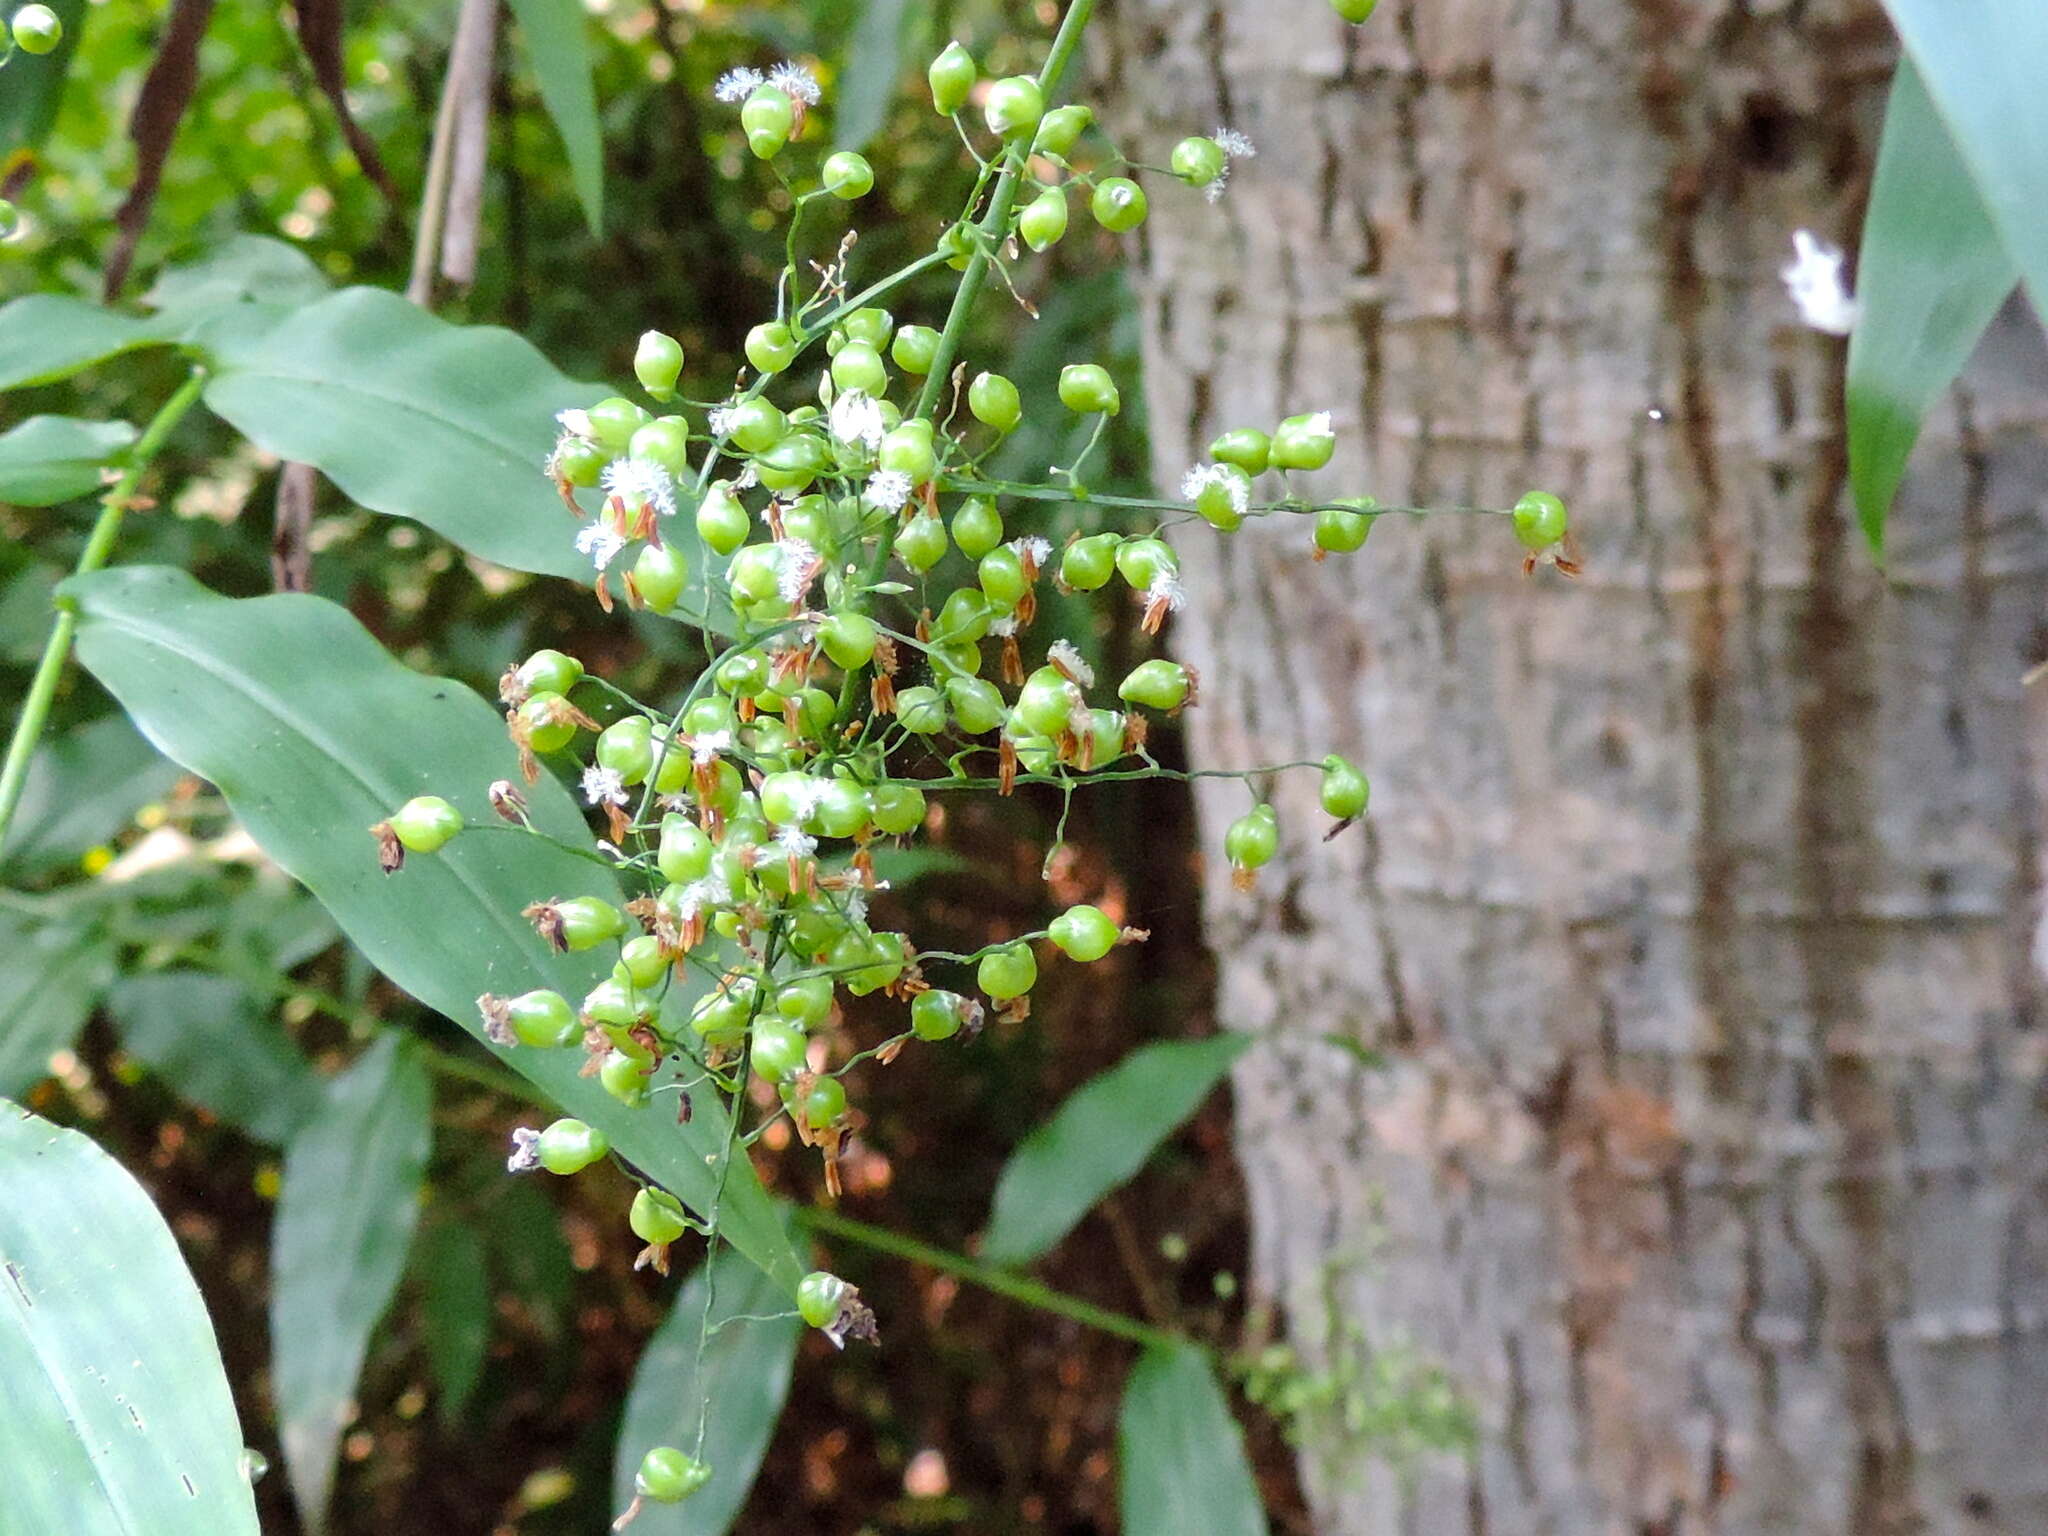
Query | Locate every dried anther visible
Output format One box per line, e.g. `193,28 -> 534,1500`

488,780 -> 528,822
370,821 -> 404,874
476,993 -> 516,1046
523,899 -> 569,952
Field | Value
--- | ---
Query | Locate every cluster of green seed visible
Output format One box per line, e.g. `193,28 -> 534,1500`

370,2 -> 1570,1515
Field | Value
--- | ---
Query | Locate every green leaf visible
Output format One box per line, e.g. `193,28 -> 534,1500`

0,912 -> 114,1097
504,0 -> 604,235
833,0 -> 912,152
1879,1 -> 2048,315
0,1100 -> 262,1536
66,565 -> 802,1293
142,234 -> 330,311
192,288 -> 609,584
104,972 -> 320,1144
1118,1344 -> 1267,1536
0,0 -> 87,156
483,1181 -> 575,1336
270,1034 -> 431,1534
0,415 -> 139,506
0,296 -> 183,391
1845,60 -> 2019,556
982,1034 -> 1249,1268
0,712 -> 182,876
414,1221 -> 491,1425
610,1248 -> 802,1536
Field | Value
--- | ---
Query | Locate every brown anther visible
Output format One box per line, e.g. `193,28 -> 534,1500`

523,900 -> 569,952
876,1037 -> 907,1066
633,1241 -> 672,1277
1311,542 -> 1329,564
621,571 -> 646,610
579,1021 -> 610,1074
1140,594 -> 1170,635
1231,865 -> 1258,893
914,610 -> 932,644
1015,588 -> 1037,628
919,478 -> 940,518
629,1025 -> 664,1066
765,499 -> 787,541
852,846 -> 875,887
1001,633 -> 1024,685
488,780 -> 528,823
1118,925 -> 1151,947
371,821 -> 404,874
871,673 -> 897,715
553,474 -> 583,515
823,1287 -> 880,1350
1123,714 -> 1149,755
498,664 -> 530,707
996,994 -> 1031,1025
517,743 -> 541,785
783,695 -> 804,734
737,694 -> 757,723
1181,666 -> 1201,711
475,993 -> 514,1045
595,572 -> 615,613
603,800 -> 631,843
999,737 -> 1018,796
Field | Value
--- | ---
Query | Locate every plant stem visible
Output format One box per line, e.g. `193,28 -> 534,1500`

0,367 -> 209,847
799,1204 -> 1194,1355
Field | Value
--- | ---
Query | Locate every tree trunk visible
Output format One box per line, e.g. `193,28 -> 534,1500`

1101,2 -> 2048,1531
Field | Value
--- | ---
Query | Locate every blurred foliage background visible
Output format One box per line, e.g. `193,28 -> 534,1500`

0,0 -> 1309,1529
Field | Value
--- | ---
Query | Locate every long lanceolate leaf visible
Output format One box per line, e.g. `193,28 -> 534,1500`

66,565 -> 804,1294
0,1101 -> 261,1536
504,0 -> 605,235
270,1035 -> 430,1535
1118,1344 -> 1268,1536
103,0 -> 217,300
1845,60 -> 2018,556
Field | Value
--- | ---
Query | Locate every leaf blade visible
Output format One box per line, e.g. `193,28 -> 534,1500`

415,1221 -> 491,1425
1118,1344 -> 1267,1536
0,296 -> 182,392
0,912 -> 114,1097
0,415 -> 140,506
105,972 -> 320,1144
0,1101 -> 262,1536
1845,59 -> 2018,555
982,1034 -> 1249,1268
504,0 -> 605,234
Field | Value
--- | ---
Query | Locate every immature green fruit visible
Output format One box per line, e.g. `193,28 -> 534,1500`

775,974 -> 835,1028
517,694 -> 576,754
615,934 -> 669,989
818,610 -> 878,670
1319,754 -> 1370,820
983,76 -> 1044,139
1313,497 -> 1376,553
1061,532 -> 1120,591
1115,536 -> 1178,591
597,714 -> 655,784
550,436 -> 606,486
946,675 -> 1007,735
725,397 -> 786,454
536,1118 -> 609,1175
840,307 -> 894,348
929,640 -> 981,679
793,1074 -> 848,1135
969,372 -> 1022,434
1329,0 -> 1378,20
716,649 -> 772,697
868,781 -> 927,835
938,221 -> 976,270
978,546 -> 1028,608
745,321 -> 799,374
742,83 -> 795,158
587,397 -> 650,452
830,339 -> 888,396
1015,666 -> 1081,737
878,420 -> 936,482
780,494 -> 836,550
932,588 -> 993,644
636,1446 -> 712,1504
631,1187 -> 690,1246
754,432 -> 831,494
1049,904 -> 1119,963
697,481 -> 750,554
631,541 -> 689,613
894,686 -> 946,734
951,497 -> 1003,558
1032,103 -> 1093,157
10,3 -> 62,51
911,988 -> 968,1042
633,331 -> 684,401
1190,464 -> 1251,530
1018,187 -> 1069,252
1170,136 -> 1228,188
822,150 -> 874,199
555,896 -> 626,950
928,41 -> 977,115
389,796 -> 462,854
1512,490 -> 1568,551
1224,804 -> 1279,873
653,816 -> 711,887
811,779 -> 870,839
977,941 -> 1037,1001
892,324 -> 941,375
1084,708 -> 1128,767
797,1270 -> 848,1328
1058,363 -> 1120,416
1090,177 -> 1148,233
505,990 -> 578,1049
626,417 -> 691,477
751,1018 -> 810,1082
1209,428 -> 1271,475
1118,659 -> 1190,712
1270,411 -> 1336,471
841,931 -> 906,996
517,648 -> 583,697
895,509 -> 947,571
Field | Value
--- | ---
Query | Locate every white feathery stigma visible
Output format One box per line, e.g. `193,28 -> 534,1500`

687,729 -> 732,765
1012,535 -> 1052,566
1182,463 -> 1249,513
1782,229 -> 1857,336
1147,570 -> 1186,613
777,538 -> 820,604
864,468 -> 913,509
777,824 -> 818,860
707,404 -> 736,436
1213,128 -> 1256,159
714,67 -> 764,103
830,389 -> 885,450
574,522 -> 627,570
601,457 -> 678,518
581,765 -> 628,807
506,1127 -> 541,1172
1047,639 -> 1095,688
769,61 -> 822,106
555,408 -> 594,438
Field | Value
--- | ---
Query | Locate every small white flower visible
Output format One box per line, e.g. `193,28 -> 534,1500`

1204,169 -> 1230,204
788,777 -> 829,819
777,538 -> 820,604
842,889 -> 870,927
677,876 -> 724,919
865,468 -> 914,509
1305,410 -> 1333,438
777,824 -> 818,860
733,463 -> 760,490
1781,229 -> 1857,336
714,66 -> 764,103
769,61 -> 822,106
707,404 -> 736,437
1012,535 -> 1052,566
1147,570 -> 1186,613
601,457 -> 678,518
830,389 -> 885,450
1047,638 -> 1095,688
582,764 -> 628,808
506,1127 -> 541,1173
1213,127 -> 1256,160
574,522 -> 627,570
555,408 -> 594,438
686,728 -> 732,765
1181,463 -> 1250,514
989,613 -> 1019,639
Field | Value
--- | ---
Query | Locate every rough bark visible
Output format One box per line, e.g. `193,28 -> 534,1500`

1100,2 -> 2048,1531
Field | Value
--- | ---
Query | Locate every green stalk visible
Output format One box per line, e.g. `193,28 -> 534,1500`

799,1204 -> 1193,1354
0,367 -> 209,846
